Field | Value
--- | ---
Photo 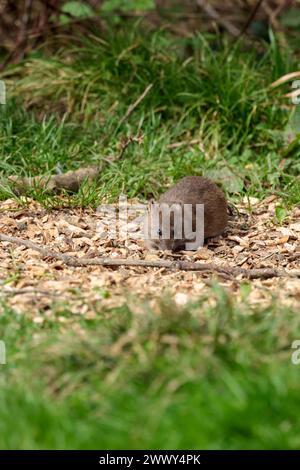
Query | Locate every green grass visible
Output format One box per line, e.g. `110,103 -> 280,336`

0,26 -> 300,449
0,288 -> 300,449
0,29 -> 299,205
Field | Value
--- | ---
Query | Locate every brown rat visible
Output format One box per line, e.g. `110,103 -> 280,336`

145,176 -> 228,251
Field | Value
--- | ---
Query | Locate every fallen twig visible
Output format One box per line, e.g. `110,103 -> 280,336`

167,139 -> 203,149
6,166 -> 100,195
0,233 -> 298,280
237,0 -> 265,40
118,83 -> 153,127
288,252 -> 300,262
5,132 -> 143,195
0,287 -> 61,298
196,0 -> 240,37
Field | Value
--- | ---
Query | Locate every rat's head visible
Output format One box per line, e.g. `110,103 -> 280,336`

144,202 -> 199,251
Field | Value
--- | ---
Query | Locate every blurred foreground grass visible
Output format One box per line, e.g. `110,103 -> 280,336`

0,288 -> 300,449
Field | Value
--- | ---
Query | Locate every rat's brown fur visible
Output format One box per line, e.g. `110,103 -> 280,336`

146,176 -> 228,251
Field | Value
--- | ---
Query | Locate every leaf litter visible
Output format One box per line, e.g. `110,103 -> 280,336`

0,196 -> 299,320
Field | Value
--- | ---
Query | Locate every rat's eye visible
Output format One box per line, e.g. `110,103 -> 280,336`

157,228 -> 162,237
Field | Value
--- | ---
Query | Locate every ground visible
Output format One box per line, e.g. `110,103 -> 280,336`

0,196 -> 299,318
0,26 -> 300,449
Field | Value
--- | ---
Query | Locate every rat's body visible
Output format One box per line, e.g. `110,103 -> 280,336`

145,176 -> 228,251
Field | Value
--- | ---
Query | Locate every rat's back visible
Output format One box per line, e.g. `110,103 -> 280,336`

159,176 -> 222,205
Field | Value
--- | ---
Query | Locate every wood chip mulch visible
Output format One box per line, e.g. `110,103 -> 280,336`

0,196 -> 299,321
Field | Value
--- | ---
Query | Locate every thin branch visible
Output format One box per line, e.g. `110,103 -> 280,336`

6,166 -> 100,195
237,0 -> 265,40
119,84 -> 153,127
288,252 -> 300,262
0,233 -> 82,265
196,0 -> 240,37
167,139 -> 203,149
5,136 -> 142,195
0,287 -> 61,298
0,233 -> 299,280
